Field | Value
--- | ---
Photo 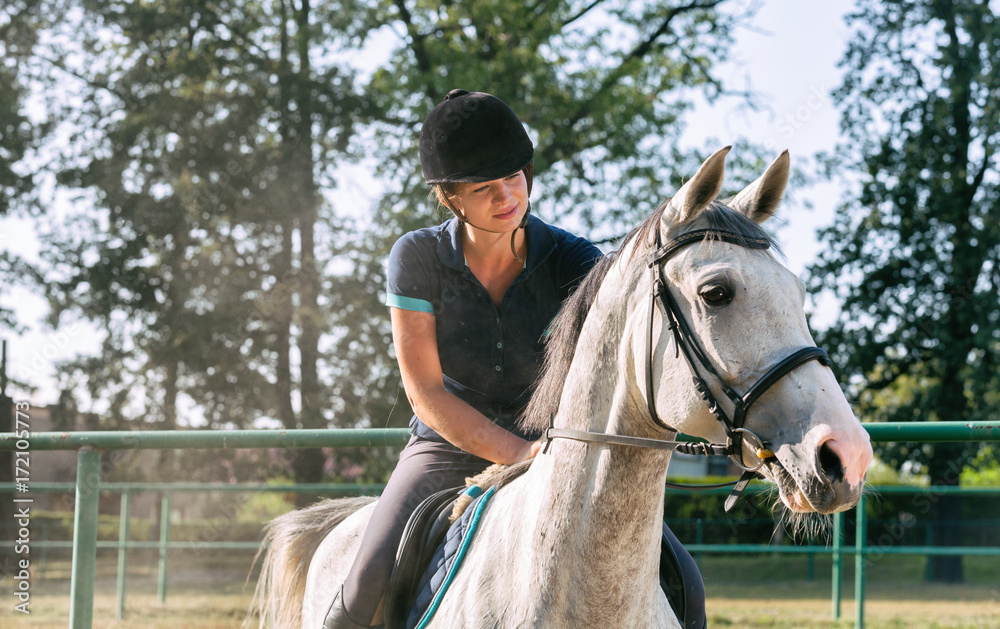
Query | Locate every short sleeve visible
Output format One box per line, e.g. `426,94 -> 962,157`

386,232 -> 438,314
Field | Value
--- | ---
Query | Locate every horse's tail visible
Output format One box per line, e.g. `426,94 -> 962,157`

247,496 -> 376,629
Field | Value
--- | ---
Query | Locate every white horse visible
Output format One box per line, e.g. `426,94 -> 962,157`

249,147 -> 873,629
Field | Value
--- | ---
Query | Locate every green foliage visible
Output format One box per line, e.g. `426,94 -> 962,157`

808,0 -> 1000,477
13,0 -> 767,485
0,2 -> 37,217
664,484 -> 784,545
808,0 -> 1000,580
962,446 -> 1000,486
238,486 -> 295,523
366,0 -> 765,241
0,1 -> 44,333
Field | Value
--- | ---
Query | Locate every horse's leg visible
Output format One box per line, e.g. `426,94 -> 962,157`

301,502 -> 376,628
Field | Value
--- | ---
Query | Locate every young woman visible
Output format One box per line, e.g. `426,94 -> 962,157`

323,89 -> 601,629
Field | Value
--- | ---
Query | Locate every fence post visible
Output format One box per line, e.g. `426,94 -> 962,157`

832,510 -> 842,620
40,519 -> 49,580
69,448 -> 101,629
158,492 -> 171,603
695,518 -> 703,567
924,521 -> 934,582
854,493 -> 867,629
116,491 -> 131,620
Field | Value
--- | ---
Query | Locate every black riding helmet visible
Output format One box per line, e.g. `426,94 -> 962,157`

420,89 -> 534,185
419,90 -> 534,263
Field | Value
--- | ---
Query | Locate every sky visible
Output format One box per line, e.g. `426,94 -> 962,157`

682,0 -> 856,274
0,0 -> 859,407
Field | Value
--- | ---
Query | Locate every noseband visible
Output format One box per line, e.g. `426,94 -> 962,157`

543,228 -> 832,511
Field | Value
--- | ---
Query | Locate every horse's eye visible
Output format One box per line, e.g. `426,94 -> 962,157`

700,285 -> 731,305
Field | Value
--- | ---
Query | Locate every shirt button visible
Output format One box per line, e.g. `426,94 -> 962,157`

496,342 -> 503,349
494,365 -> 502,372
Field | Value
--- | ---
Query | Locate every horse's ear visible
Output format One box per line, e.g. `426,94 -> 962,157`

726,150 -> 790,224
664,146 -> 731,224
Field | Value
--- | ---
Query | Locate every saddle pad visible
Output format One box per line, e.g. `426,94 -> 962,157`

404,486 -> 496,629
385,487 -> 705,629
383,486 -> 467,629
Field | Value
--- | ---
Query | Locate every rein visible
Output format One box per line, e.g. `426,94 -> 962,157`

542,228 -> 833,511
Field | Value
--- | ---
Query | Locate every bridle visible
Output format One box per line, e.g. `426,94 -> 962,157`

543,227 -> 833,511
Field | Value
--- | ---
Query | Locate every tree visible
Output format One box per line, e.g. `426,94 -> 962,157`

26,0 -> 765,493
30,0 -> 381,500
0,0 -> 44,561
808,0 -> 999,582
0,1 -> 41,333
364,0 -> 764,242
0,2 -> 35,219
342,0 -> 773,457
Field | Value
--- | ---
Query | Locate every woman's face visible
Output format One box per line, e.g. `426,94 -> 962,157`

450,171 -> 529,232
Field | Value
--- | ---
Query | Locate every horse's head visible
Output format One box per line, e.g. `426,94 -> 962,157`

641,147 -> 872,514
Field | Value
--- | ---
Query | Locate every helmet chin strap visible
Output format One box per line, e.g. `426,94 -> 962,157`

440,188 -> 529,266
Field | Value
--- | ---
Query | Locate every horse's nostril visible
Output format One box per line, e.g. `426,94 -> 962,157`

819,442 -> 845,484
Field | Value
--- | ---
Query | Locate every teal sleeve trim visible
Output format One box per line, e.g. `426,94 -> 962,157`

386,294 -> 435,313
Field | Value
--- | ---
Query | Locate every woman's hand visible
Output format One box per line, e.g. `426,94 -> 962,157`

515,439 -> 543,463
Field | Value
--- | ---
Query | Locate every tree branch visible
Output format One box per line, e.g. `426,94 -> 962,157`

32,52 -> 128,104
393,0 -> 438,103
560,0 -> 607,29
966,145 -> 994,205
541,0 -> 725,166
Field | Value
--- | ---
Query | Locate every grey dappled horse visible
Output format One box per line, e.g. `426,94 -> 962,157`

249,148 -> 873,629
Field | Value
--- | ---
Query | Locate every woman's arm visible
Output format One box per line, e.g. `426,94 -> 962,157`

390,307 -> 541,465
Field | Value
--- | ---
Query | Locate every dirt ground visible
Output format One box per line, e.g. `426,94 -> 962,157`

705,581 -> 1000,628
3,580 -> 997,628
3,554 -> 997,628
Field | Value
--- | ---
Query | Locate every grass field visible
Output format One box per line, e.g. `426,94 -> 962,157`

2,552 -> 997,628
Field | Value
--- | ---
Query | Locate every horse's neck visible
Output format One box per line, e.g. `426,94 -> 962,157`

522,272 -> 673,619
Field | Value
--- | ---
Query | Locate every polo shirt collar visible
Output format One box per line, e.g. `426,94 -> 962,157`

436,214 -> 557,276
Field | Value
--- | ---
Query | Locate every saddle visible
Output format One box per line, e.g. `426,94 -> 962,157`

383,486 -> 465,628
380,486 -> 707,629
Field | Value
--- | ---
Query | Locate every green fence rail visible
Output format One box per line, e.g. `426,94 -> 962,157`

2,421 -> 999,629
3,480 -> 998,625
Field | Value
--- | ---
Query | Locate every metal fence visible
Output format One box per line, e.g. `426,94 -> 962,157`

2,421 -> 999,629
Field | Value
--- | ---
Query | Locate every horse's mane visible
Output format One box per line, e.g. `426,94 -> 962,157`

518,201 -> 780,435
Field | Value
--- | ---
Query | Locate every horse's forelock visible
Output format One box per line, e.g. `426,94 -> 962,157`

697,202 -> 783,258
619,199 -> 781,262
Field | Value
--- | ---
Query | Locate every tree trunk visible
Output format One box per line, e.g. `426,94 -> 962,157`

291,0 -> 326,507
274,214 -> 297,433
274,0 -> 326,506
927,443 -> 965,582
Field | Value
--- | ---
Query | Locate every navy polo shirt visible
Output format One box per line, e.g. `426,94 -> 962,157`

386,214 -> 602,443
